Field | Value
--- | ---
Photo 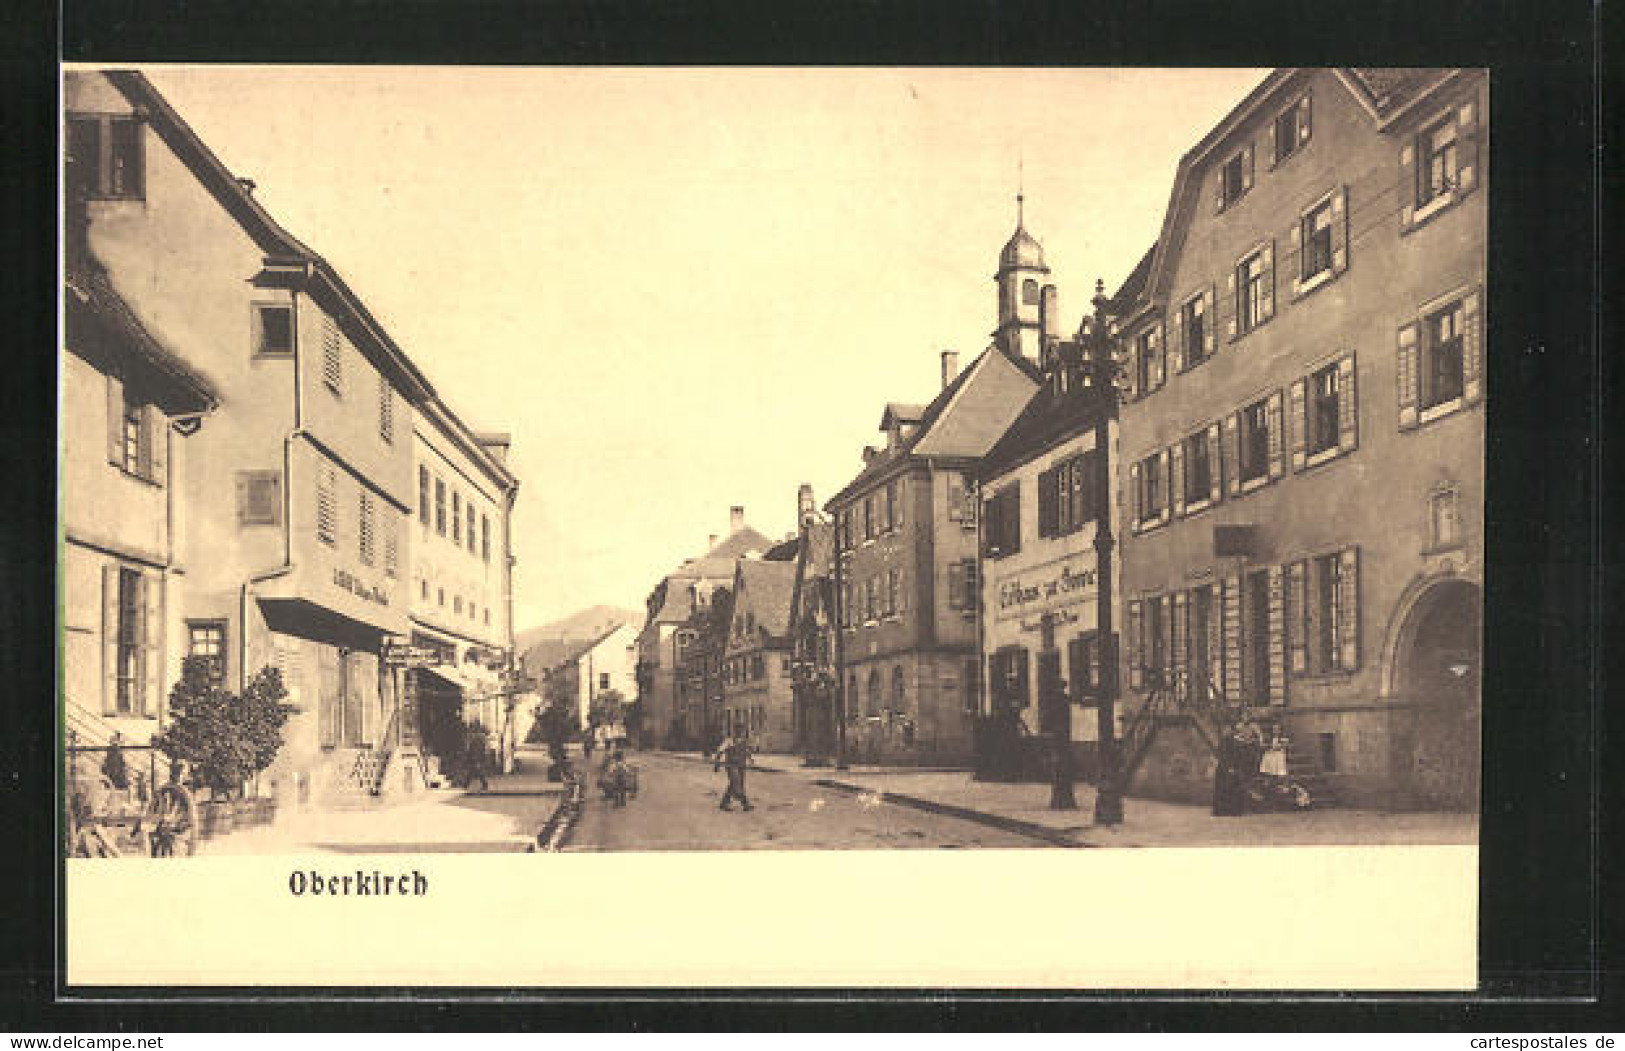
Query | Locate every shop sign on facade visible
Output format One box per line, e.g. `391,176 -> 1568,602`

993,551 -> 1098,624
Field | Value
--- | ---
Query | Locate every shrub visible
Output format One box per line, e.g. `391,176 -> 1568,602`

153,657 -> 294,799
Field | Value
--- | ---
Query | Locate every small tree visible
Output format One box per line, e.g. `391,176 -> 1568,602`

153,657 -> 294,800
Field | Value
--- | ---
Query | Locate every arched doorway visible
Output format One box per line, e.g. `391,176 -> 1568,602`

1392,578 -> 1481,810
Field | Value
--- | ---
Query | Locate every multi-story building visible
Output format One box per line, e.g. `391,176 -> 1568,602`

1113,67 -> 1485,810
718,556 -> 798,750
61,191 -> 219,793
408,408 -> 518,772
64,70 -> 520,806
635,508 -> 771,749
787,485 -> 837,763
826,213 -> 1052,763
974,304 -> 1123,779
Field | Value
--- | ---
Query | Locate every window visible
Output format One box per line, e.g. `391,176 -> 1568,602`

1143,596 -> 1167,689
1237,249 -> 1268,332
864,577 -> 878,622
435,478 -> 447,536
947,473 -> 976,526
384,518 -> 399,578
421,579 -> 429,600
1134,328 -> 1155,394
947,558 -> 978,611
484,608 -> 491,625
188,621 -> 227,688
1181,293 -> 1208,369
316,464 -> 337,545
419,466 -> 431,523
236,470 -> 282,526
108,374 -> 158,481
862,495 -> 875,541
983,483 -> 1022,558
1273,95 -> 1311,163
1040,453 -> 1096,537
1429,486 -> 1462,550
378,374 -> 394,444
866,670 -> 882,717
1302,199 -> 1334,280
454,596 -> 463,614
65,114 -> 144,199
481,515 -> 491,563
1238,399 -> 1270,483
1220,151 -> 1247,208
115,567 -> 143,715
885,568 -> 900,617
1399,292 -> 1481,427
752,654 -> 765,680
253,304 -> 294,356
1068,632 -> 1102,700
891,665 -> 905,712
1022,278 -> 1040,305
359,491 -> 375,565
451,491 -> 462,543
1308,363 -> 1341,455
1312,553 -> 1342,672
438,587 -> 445,607
1423,300 -> 1466,409
467,504 -> 477,553
1183,432 -> 1211,507
321,316 -> 343,394
1189,587 -> 1216,700
1417,116 -> 1458,209
883,481 -> 897,532
1133,451 -> 1167,527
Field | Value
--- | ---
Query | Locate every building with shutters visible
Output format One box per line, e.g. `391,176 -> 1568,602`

826,211 -> 1047,764
1112,67 -> 1485,810
406,411 -> 518,779
63,69 -> 521,809
974,297 -> 1125,780
786,489 -> 838,763
61,182 -> 220,786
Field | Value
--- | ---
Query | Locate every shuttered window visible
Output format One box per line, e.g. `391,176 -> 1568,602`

1271,93 -> 1312,164
1068,632 -> 1102,701
467,504 -> 477,553
106,376 -> 165,485
434,478 -> 447,535
358,491 -> 376,565
1401,291 -> 1482,427
67,114 -> 145,200
1132,450 -> 1169,528
113,567 -> 142,715
481,514 -> 491,563
947,558 -> 977,612
236,470 -> 282,526
1217,143 -> 1253,210
419,466 -> 431,523
983,484 -> 1021,558
316,464 -> 337,546
1179,292 -> 1211,370
1235,243 -> 1275,334
1424,300 -> 1466,409
383,515 -> 399,578
378,374 -> 394,444
321,315 -> 343,394
1401,95 -> 1481,230
1182,432 -> 1211,512
451,491 -> 462,543
1239,399 -> 1271,483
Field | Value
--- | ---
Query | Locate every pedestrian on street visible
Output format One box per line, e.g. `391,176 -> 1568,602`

713,731 -> 754,811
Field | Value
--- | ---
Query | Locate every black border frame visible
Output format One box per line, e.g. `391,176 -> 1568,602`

0,0 -> 1609,1031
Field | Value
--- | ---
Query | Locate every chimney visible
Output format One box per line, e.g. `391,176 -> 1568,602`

797,483 -> 816,528
730,506 -> 745,533
941,350 -> 959,390
862,446 -> 879,465
708,533 -> 718,551
1040,284 -> 1060,343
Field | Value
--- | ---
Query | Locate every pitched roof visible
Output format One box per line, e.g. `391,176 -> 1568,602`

978,374 -> 1111,481
523,619 -> 629,675
879,402 -> 926,429
98,71 -> 517,492
1342,68 -> 1457,119
788,519 -> 835,635
65,257 -> 219,414
825,343 -> 1041,508
734,558 -> 798,639
1108,243 -> 1157,314
668,525 -> 776,580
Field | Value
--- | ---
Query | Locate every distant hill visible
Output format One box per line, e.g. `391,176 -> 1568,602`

515,605 -> 640,670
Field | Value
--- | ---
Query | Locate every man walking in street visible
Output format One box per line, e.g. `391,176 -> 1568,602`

714,731 -> 754,812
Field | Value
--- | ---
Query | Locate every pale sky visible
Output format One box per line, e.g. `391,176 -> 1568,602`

135,65 -> 1266,630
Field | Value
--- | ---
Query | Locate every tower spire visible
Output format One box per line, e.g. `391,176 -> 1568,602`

1016,152 -> 1025,227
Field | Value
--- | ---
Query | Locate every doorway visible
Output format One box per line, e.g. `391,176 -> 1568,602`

1394,578 -> 1481,809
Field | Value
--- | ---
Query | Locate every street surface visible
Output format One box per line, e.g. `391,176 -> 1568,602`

566,751 -> 1044,851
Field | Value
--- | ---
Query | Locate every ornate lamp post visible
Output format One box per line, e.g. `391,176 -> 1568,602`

1083,279 -> 1128,826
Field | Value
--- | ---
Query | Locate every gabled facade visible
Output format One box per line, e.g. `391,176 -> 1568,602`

1113,67 -> 1486,810
634,508 -> 771,749
827,307 -> 1043,762
719,557 -> 799,751
975,330 -> 1119,779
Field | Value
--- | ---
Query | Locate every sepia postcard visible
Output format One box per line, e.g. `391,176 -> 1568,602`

60,64 -> 1483,991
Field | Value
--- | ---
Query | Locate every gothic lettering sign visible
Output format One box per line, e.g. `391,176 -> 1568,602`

993,551 -> 1099,624
382,643 -> 443,668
